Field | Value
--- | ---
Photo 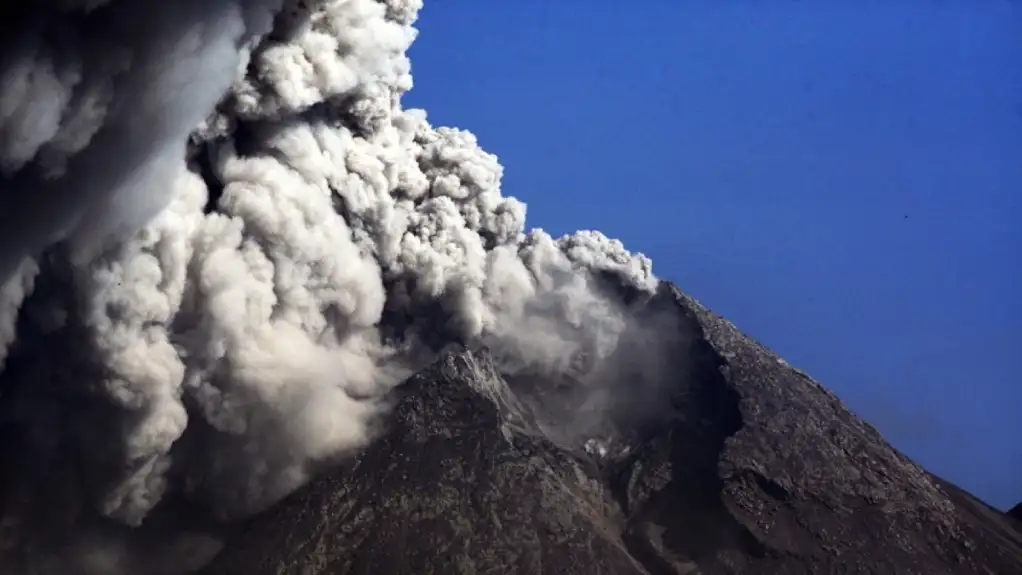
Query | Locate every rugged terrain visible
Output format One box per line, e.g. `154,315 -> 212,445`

202,282 -> 1022,575
0,3 -> 1017,575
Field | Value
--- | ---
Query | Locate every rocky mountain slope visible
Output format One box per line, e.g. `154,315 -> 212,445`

202,282 -> 1022,575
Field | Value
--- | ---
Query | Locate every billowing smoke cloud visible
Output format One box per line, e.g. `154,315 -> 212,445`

0,1 -> 668,572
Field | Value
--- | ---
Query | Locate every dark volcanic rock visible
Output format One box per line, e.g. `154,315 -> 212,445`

204,348 -> 646,575
203,281 -> 1022,575
1010,503 -> 1022,525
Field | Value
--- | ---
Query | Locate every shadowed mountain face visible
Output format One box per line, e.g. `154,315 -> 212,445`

1007,503 -> 1022,537
202,282 -> 1022,575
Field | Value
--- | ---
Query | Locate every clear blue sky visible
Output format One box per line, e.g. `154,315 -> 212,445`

404,1 -> 1022,509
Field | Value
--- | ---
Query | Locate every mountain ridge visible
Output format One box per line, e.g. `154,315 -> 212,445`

201,280 -> 1022,574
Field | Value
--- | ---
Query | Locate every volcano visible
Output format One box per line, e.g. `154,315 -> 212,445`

0,2 -> 1019,574
201,282 -> 1022,575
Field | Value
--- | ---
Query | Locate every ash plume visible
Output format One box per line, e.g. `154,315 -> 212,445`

0,1 -> 673,573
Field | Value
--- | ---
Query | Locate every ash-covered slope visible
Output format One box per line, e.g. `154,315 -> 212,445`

203,282 -> 1022,575
204,347 -> 648,575
0,2 -> 1018,574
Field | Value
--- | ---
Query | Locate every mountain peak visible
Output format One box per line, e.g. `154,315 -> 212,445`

204,342 -> 647,574
202,281 -> 1022,574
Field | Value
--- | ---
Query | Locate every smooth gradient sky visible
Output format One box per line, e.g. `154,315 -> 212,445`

403,1 -> 1021,509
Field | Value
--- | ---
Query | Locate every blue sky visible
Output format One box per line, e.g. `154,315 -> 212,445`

404,1 -> 1022,509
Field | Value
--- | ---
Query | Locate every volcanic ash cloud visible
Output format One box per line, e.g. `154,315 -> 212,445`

0,1 -> 670,573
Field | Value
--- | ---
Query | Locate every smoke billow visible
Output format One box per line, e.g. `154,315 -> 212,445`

0,1 -> 675,572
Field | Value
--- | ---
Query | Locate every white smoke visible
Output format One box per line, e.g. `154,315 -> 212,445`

0,1 -> 664,573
